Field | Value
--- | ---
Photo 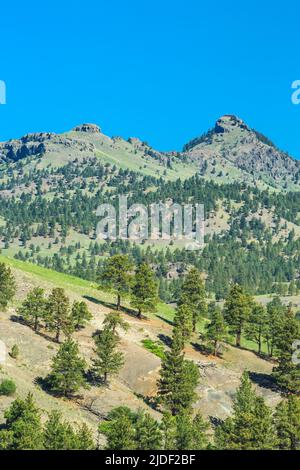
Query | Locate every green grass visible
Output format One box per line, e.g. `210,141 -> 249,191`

0,254 -> 112,306
0,254 -> 272,357
141,339 -> 166,360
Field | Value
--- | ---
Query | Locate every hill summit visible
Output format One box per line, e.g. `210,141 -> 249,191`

0,115 -> 299,189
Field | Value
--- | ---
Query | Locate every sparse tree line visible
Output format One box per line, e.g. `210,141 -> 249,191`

18,287 -> 92,342
1,260 -> 300,450
99,254 -> 160,318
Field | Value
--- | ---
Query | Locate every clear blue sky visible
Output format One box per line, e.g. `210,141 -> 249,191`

1,0 -> 300,156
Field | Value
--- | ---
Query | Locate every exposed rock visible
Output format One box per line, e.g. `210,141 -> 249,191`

72,123 -> 101,134
183,115 -> 300,188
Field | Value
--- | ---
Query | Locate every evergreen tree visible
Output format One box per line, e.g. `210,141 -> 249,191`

0,393 -> 43,450
131,262 -> 159,319
0,262 -> 16,310
175,412 -> 209,450
74,423 -> 95,450
43,410 -> 95,450
179,267 -> 206,332
274,396 -> 300,450
135,412 -> 162,450
46,288 -> 71,342
92,326 -> 124,384
100,254 -> 133,310
223,284 -> 252,347
43,411 -> 74,450
205,305 -> 227,356
102,310 -> 129,335
173,304 -> 193,344
158,331 -> 199,415
18,287 -> 46,332
100,407 -> 136,450
161,412 -> 177,450
215,372 -> 276,450
71,301 -> 92,330
245,303 -> 268,354
47,339 -> 87,397
272,307 -> 300,394
266,296 -> 286,357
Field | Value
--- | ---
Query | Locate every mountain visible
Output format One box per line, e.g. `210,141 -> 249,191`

1,115 -> 299,190
1,114 -> 300,300
183,115 -> 300,189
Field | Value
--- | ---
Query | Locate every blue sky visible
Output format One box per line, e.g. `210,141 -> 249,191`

1,0 -> 300,156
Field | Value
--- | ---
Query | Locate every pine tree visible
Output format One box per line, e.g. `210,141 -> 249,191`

47,339 -> 87,397
74,423 -> 95,450
100,407 -> 136,450
102,310 -> 129,335
93,326 -> 124,384
173,304 -> 193,344
223,284 -> 252,347
43,410 -> 74,450
135,412 -> 162,450
215,372 -> 276,450
161,412 -> 177,450
272,307 -> 300,394
205,305 -> 227,356
158,331 -> 199,415
175,412 -> 209,450
266,296 -> 286,357
100,254 -> 133,310
131,262 -> 159,319
18,287 -> 46,332
43,410 -> 95,449
71,301 -> 92,330
1,393 -> 44,450
274,396 -> 300,450
0,262 -> 16,310
46,288 -> 71,342
179,267 -> 206,332
245,303 -> 268,354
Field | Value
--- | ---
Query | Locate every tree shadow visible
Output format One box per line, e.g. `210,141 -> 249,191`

248,371 -> 281,393
34,376 -> 54,395
85,369 -> 107,387
10,315 -> 57,343
83,295 -> 143,319
10,314 -> 27,325
209,416 -> 224,428
34,376 -> 84,399
134,392 -> 160,411
191,342 -> 212,356
155,314 -> 174,327
158,333 -> 172,348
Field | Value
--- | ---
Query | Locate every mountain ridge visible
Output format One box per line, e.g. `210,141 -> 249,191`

1,115 -> 299,190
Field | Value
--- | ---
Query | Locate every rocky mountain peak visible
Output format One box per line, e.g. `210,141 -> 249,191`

214,115 -> 249,134
72,123 -> 101,134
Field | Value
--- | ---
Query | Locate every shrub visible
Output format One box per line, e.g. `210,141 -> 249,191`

0,379 -> 17,396
9,344 -> 19,359
141,339 -> 165,360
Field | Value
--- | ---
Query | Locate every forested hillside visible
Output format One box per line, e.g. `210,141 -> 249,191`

0,118 -> 300,451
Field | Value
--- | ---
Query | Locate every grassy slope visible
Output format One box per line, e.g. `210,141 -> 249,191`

0,255 -> 277,355
0,254 -> 175,320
